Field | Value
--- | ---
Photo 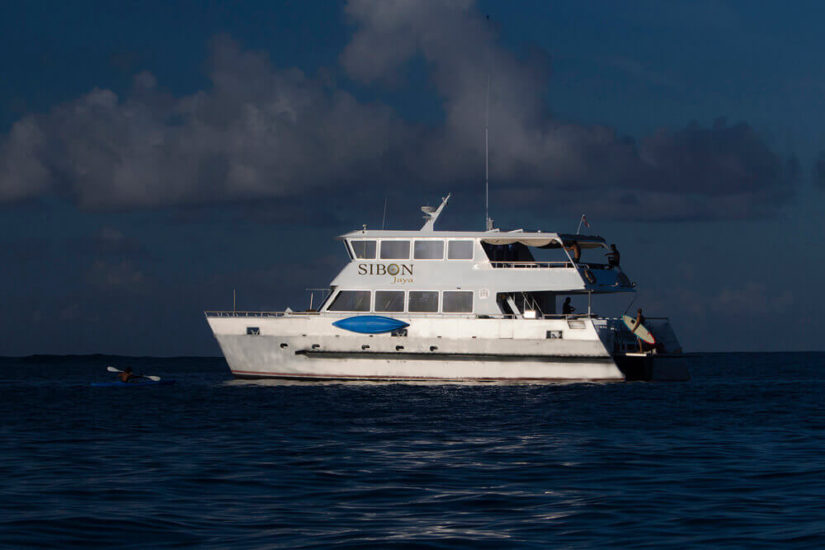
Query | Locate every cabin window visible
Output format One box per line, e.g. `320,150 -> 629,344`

375,290 -> 404,312
246,327 -> 260,335
380,240 -> 410,259
351,240 -> 376,259
327,290 -> 371,312
442,291 -> 473,313
414,240 -> 444,260
408,291 -> 438,312
448,240 -> 473,260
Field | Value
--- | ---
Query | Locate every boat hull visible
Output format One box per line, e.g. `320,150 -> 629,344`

211,330 -> 624,381
205,314 -> 696,382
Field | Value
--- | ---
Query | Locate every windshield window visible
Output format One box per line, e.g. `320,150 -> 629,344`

327,290 -> 371,311
447,240 -> 473,260
380,240 -> 410,259
414,240 -> 444,260
351,240 -> 376,259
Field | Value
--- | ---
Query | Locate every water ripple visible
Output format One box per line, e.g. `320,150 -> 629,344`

1,353 -> 825,547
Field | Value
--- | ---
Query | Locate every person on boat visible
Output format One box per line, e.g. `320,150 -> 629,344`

118,367 -> 138,383
562,297 -> 575,315
631,308 -> 647,352
566,241 -> 581,264
606,244 -> 620,268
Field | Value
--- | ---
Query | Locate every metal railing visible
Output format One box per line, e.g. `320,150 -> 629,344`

488,261 -> 620,270
489,261 -> 570,269
205,310 -> 320,318
205,310 -> 601,320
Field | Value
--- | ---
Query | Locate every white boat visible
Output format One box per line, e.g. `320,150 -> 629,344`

205,195 -> 689,382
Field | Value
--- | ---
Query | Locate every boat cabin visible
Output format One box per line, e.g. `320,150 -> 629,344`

319,199 -> 633,319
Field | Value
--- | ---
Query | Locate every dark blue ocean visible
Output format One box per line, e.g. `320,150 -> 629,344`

1,353 -> 824,548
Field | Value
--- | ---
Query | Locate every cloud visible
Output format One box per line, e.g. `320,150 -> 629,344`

0,1 -> 798,221
0,117 -> 51,201
0,37 -> 406,210
341,0 -> 798,221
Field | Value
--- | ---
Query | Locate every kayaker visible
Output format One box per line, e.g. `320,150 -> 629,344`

118,367 -> 138,383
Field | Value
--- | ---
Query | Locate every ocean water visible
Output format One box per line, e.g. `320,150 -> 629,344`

1,353 -> 824,548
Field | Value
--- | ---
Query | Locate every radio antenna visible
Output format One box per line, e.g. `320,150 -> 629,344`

484,15 -> 493,231
485,72 -> 490,230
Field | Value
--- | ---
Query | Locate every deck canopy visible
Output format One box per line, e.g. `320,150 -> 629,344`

481,233 -> 606,249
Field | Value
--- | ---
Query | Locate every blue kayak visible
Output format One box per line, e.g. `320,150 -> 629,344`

90,380 -> 176,387
332,315 -> 409,334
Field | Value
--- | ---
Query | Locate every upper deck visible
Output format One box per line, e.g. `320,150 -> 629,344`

331,229 -> 629,289
318,195 -> 633,317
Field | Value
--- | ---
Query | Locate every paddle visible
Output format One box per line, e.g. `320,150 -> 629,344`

107,366 -> 161,381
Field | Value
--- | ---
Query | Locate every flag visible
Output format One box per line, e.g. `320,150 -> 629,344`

581,214 -> 590,228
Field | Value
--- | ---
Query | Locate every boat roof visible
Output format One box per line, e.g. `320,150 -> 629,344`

337,229 -> 607,248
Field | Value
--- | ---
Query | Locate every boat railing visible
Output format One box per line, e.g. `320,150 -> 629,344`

489,261 -> 618,270
205,310 -> 322,318
607,316 -> 670,322
206,310 -> 496,319
489,261 -> 569,269
205,310 -> 602,320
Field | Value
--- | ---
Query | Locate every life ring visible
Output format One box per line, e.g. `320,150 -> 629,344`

583,268 -> 596,284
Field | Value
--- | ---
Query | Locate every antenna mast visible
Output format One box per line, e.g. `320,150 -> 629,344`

485,70 -> 490,231
484,15 -> 493,231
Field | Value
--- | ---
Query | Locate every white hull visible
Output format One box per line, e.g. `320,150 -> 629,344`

216,336 -> 622,380
208,315 -> 626,381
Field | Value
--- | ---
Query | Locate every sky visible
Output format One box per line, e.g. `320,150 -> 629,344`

1,0 -> 825,355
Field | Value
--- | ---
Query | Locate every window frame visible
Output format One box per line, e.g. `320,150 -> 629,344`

349,240 -> 377,260
326,289 -> 372,312
379,240 -> 411,260
442,290 -> 474,313
447,240 -> 474,260
413,239 -> 445,260
408,290 -> 439,313
374,290 -> 405,313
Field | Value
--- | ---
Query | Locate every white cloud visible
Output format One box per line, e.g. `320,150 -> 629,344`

0,1 -> 797,220
0,36 -> 406,209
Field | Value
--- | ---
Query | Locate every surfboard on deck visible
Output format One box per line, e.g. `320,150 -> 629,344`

622,315 -> 656,345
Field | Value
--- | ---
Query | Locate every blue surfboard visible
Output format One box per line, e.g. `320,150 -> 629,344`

332,315 -> 409,334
